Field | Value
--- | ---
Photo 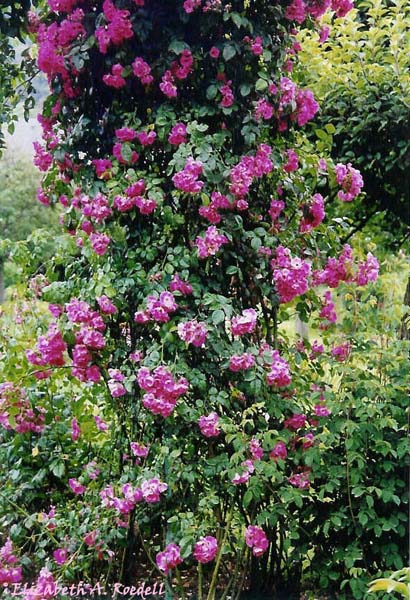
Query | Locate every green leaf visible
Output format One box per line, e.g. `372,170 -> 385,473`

223,44 -> 237,61
243,489 -> 253,507
206,85 -> 218,100
212,310 -> 225,325
255,78 -> 268,92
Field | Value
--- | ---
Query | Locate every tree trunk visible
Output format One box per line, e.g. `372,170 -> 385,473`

0,261 -> 5,304
295,314 -> 309,341
399,276 -> 410,340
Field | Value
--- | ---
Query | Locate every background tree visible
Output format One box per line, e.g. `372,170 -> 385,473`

0,1 -> 41,154
0,1 -> 407,600
0,153 -> 58,301
295,0 -> 410,246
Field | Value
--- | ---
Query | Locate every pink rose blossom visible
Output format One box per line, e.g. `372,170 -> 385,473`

283,149 -> 299,173
141,478 -> 168,503
103,63 -> 126,88
266,350 -> 291,387
68,478 -> 86,494
331,342 -> 351,362
270,245 -> 311,303
168,123 -> 187,145
156,544 -> 182,574
193,536 -> 218,563
229,353 -> 255,372
115,127 -> 137,142
195,226 -> 228,259
284,413 -> 307,431
355,253 -> 379,285
231,308 -> 257,336
97,295 -> 117,314
289,471 -> 310,489
138,366 -> 188,418
335,162 -> 364,201
300,193 -> 325,232
132,56 -> 153,85
173,158 -> 204,193
90,232 -> 111,255
71,417 -> 80,441
319,290 -> 337,327
178,320 -> 208,347
198,412 -> 220,437
270,441 -> 287,460
53,548 -> 68,565
245,526 -> 269,557
249,438 -> 263,460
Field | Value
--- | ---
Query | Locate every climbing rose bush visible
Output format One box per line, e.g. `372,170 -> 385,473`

0,0 -> 385,598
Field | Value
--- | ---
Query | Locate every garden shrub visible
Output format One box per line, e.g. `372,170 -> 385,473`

0,1 -> 406,599
295,0 -> 410,245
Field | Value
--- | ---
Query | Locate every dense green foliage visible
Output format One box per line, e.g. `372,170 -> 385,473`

0,1 -> 408,599
369,567 -> 410,599
296,0 -> 410,245
0,1 -> 39,153
0,154 -> 59,296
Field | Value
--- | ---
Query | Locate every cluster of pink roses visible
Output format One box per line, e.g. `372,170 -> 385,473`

26,295 -> 118,384
266,349 -> 292,387
100,479 -> 168,515
135,291 -> 178,324
220,80 -> 234,108
78,191 -> 112,224
0,538 -> 22,585
273,76 -> 319,130
66,298 -> 110,383
198,412 -> 220,437
124,178 -> 157,215
177,320 -> 208,347
183,0 -> 202,13
231,308 -> 257,336
95,0 -> 133,55
169,274 -> 193,296
160,50 -> 194,98
289,470 -> 311,489
156,535 -> 218,574
229,353 -> 255,372
283,149 -> 299,173
195,226 -> 228,259
229,144 -> 273,200
132,56 -> 153,85
199,191 -> 231,225
254,98 -> 273,120
172,158 -> 204,193
168,122 -> 188,146
300,193 -> 325,232
331,341 -> 351,362
232,459 -> 256,485
37,7 -> 85,97
103,63 -> 127,89
313,244 -> 379,288
0,382 -> 46,434
335,162 -> 364,202
232,439 -> 263,485
319,291 -> 337,328
285,0 -> 353,24
107,368 -> 126,398
137,366 -> 189,418
26,323 -> 67,378
270,441 -> 288,460
21,567 -> 57,599
245,525 -> 269,556
33,141 -> 53,172
270,245 -> 311,304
